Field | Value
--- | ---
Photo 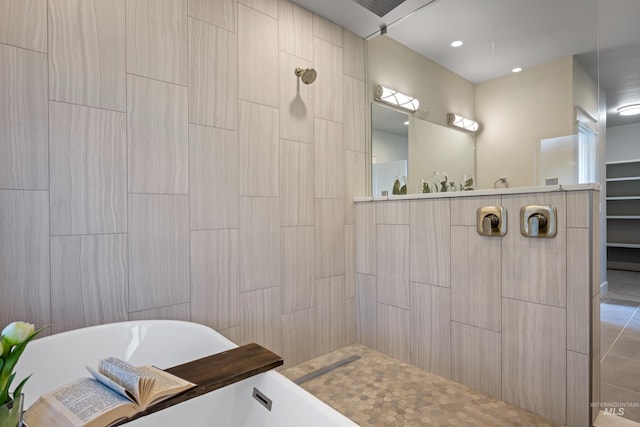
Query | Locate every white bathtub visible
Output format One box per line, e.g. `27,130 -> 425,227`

15,320 -> 358,427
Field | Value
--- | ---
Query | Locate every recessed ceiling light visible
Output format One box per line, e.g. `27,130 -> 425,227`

617,104 -> 640,116
451,40 -> 463,47
403,121 -> 409,125
512,67 -> 522,73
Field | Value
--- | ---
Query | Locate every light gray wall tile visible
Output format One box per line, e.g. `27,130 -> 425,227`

409,199 -> 451,287
376,201 -> 409,224
240,287 -> 282,355
48,0 -> 126,111
49,102 -> 127,235
0,44 -> 48,190
567,227 -> 590,354
188,0 -> 236,32
281,226 -> 315,313
345,297 -> 356,345
343,30 -> 365,81
239,197 -> 280,291
126,0 -> 187,85
219,326 -> 241,344
129,303 -> 191,321
356,274 -> 376,348
312,14 -> 342,46
410,282 -> 450,378
376,303 -> 410,363
128,194 -> 190,311
0,0 -> 46,52
343,76 -> 366,152
0,190 -> 50,328
345,150 -> 366,225
282,308 -> 316,368
189,17 -> 238,130
502,298 -> 566,425
278,0 -> 312,61
239,101 -> 279,197
189,124 -> 239,230
451,226 -> 501,332
279,52 -> 314,143
280,139 -> 314,226
238,4 -> 278,107
127,74 -> 188,194
567,190 -> 591,228
376,224 -> 410,309
313,38 -> 343,122
451,321 -> 501,399
190,229 -> 239,330
315,275 -> 347,354
502,192 -> 566,307
314,118 -> 345,198
355,203 -> 376,275
239,0 -> 277,18
450,195 -> 501,226
315,199 -> 345,278
51,234 -> 128,334
567,350 -> 590,427
344,224 -> 355,299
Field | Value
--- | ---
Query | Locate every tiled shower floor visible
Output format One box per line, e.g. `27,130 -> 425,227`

281,343 -> 557,426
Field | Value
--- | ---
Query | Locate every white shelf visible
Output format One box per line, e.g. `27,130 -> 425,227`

606,176 -> 640,182
606,159 -> 640,165
606,161 -> 640,269
607,243 -> 640,249
607,216 -> 640,220
607,196 -> 640,201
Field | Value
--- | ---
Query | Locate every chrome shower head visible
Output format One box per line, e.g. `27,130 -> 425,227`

295,67 -> 317,84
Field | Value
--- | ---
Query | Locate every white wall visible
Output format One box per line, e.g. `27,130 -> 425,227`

607,122 -> 640,162
372,129 -> 408,163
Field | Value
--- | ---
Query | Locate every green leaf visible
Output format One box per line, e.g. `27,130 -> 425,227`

12,374 -> 31,399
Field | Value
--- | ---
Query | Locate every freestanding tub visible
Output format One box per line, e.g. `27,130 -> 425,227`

15,320 -> 358,427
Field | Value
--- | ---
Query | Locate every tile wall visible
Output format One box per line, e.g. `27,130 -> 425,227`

355,190 -> 600,426
0,0 -> 366,368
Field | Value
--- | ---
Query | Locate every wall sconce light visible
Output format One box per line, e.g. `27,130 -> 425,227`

447,113 -> 479,132
617,104 -> 640,116
374,85 -> 420,112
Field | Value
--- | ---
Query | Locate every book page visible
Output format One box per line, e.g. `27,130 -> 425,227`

136,366 -> 195,407
98,357 -> 150,403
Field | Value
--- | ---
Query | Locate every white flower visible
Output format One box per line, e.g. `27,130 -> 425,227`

1,321 -> 35,346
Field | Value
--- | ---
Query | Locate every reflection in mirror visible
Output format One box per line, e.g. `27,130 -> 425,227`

371,103 -> 408,196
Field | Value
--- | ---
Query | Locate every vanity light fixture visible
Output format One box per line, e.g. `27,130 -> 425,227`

374,85 -> 420,113
448,113 -> 479,132
617,104 -> 640,116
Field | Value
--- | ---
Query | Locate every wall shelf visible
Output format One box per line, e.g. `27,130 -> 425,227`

607,160 -> 640,271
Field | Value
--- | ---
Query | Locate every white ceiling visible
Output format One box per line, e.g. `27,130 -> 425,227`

292,0 -> 640,128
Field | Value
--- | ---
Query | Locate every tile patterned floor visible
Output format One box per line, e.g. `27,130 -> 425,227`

281,344 -> 558,426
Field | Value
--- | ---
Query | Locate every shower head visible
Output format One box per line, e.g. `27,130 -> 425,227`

295,67 -> 317,84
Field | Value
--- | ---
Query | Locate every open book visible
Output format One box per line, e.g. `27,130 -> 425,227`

23,357 -> 195,427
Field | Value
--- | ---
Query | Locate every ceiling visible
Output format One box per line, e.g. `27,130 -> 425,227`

292,0 -> 640,128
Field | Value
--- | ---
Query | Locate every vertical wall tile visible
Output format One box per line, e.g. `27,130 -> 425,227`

128,194 -> 190,311
409,199 -> 451,287
280,139 -> 314,226
502,298 -> 566,425
238,4 -> 278,107
344,224 -> 355,299
355,203 -> 376,275
189,124 -> 239,230
313,38 -> 343,122
376,303 -> 410,363
0,0 -> 46,52
315,275 -> 346,354
239,101 -> 279,197
127,75 -> 188,194
240,287 -> 282,354
282,308 -> 316,368
343,76 -> 366,153
129,303 -> 191,321
219,326 -> 241,344
239,197 -> 280,291
189,17 -> 238,130
450,196 -> 501,226
312,14 -> 342,46
502,192 -> 566,307
190,229 -> 239,330
314,118 -> 345,198
410,283 -> 451,378
239,0 -> 277,18
376,201 -> 409,224
567,228 -> 590,354
51,234 -> 128,333
0,191 -> 50,328
281,226 -> 315,313
127,0 -> 187,85
279,52 -> 314,143
50,102 -> 127,235
188,0 -> 236,33
315,199 -> 345,278
278,0 -> 312,61
49,0 -> 126,111
451,322 -> 501,399
567,190 -> 591,228
343,30 -> 365,81
567,350 -> 590,427
376,225 -> 409,309
345,150 -> 366,224
0,45 -> 48,190
451,226 -> 501,332
356,274 -> 376,348
345,298 -> 356,345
